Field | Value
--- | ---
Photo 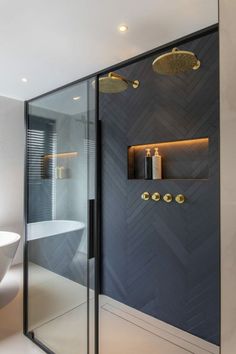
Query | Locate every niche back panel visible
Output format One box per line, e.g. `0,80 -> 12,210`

100,29 -> 220,345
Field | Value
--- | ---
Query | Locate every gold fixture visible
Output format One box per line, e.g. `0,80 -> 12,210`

151,192 -> 161,202
99,72 -> 140,93
163,193 -> 173,203
152,47 -> 201,75
141,192 -> 185,203
141,192 -> 150,201
175,194 -> 185,204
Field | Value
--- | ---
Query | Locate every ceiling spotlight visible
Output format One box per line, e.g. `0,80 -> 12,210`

119,24 -> 128,32
21,77 -> 28,83
73,96 -> 81,101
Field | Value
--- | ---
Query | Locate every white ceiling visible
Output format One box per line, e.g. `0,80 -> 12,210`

30,81 -> 89,116
0,0 -> 218,101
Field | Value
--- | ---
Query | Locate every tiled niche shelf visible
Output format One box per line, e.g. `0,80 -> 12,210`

43,151 -> 79,179
128,137 -> 209,180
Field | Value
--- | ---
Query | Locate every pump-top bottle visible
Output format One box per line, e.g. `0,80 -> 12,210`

152,147 -> 162,179
144,148 -> 152,179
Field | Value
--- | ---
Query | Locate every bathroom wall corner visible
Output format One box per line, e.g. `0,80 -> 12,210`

0,95 -> 24,265
220,1 -> 236,353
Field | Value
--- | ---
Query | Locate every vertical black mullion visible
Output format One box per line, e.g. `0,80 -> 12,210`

95,74 -> 101,354
86,79 -> 90,354
23,100 -> 29,335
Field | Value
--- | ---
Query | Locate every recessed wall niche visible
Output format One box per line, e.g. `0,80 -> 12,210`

43,151 -> 79,179
128,137 -> 209,180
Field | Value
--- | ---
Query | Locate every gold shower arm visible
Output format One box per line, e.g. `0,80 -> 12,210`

108,72 -> 140,89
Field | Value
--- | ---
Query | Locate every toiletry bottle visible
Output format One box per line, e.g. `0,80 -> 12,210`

144,148 -> 152,179
152,147 -> 162,179
57,166 -> 65,179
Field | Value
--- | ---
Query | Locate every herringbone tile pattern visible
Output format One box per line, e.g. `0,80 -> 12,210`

29,230 -> 89,285
100,31 -> 219,345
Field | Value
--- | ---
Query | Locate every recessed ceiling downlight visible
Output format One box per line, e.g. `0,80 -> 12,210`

21,77 -> 28,83
119,24 -> 128,32
73,96 -> 81,101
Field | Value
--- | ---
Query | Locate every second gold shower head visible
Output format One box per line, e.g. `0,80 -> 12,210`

152,47 -> 201,75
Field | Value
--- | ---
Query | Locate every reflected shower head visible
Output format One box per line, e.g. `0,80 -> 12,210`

98,72 -> 140,93
152,47 -> 201,75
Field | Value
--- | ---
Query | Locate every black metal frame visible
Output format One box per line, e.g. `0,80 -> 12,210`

23,100 -> 28,336
95,76 -> 102,354
23,23 -> 219,354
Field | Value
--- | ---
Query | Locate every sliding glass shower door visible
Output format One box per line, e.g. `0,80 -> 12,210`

25,77 -> 98,354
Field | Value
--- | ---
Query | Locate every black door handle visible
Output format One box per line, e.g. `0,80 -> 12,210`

88,199 -> 95,259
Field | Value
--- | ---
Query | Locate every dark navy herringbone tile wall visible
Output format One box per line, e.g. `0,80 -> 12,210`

100,30 -> 220,345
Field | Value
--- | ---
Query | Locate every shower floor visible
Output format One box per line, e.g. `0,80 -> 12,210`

28,263 -> 219,354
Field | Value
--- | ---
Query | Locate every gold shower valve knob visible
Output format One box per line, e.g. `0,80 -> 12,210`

141,192 -> 150,201
132,80 -> 140,89
151,192 -> 161,202
175,194 -> 185,204
163,193 -> 173,203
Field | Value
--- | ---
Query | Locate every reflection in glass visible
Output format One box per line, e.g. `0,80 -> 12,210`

26,78 -> 96,354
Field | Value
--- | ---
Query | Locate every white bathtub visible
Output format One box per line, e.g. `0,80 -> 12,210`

27,220 -> 85,241
0,232 -> 21,282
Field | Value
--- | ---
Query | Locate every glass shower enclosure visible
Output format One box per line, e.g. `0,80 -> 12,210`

24,25 -> 219,354
24,77 -> 98,354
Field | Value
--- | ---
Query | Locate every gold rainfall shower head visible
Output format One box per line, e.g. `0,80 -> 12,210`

98,72 -> 140,93
152,47 -> 201,75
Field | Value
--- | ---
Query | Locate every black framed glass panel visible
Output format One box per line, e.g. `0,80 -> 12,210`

25,77 -> 97,354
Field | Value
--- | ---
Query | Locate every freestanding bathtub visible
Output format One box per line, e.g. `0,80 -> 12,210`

27,220 -> 85,241
0,231 -> 21,282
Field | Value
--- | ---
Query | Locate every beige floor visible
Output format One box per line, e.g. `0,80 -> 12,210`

28,264 -> 219,354
28,262 -> 88,330
0,265 -> 44,354
0,264 -> 220,354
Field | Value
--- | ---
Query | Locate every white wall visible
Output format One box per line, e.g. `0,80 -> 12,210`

0,96 -> 24,264
220,1 -> 236,353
